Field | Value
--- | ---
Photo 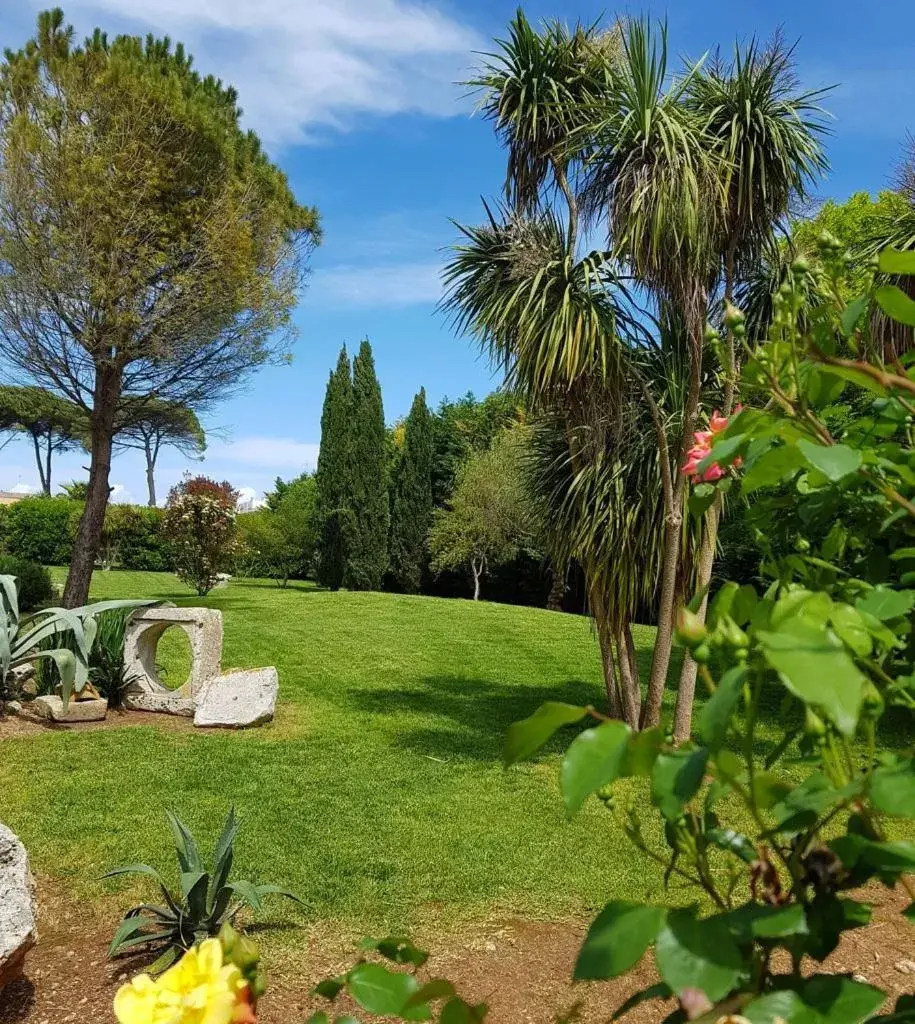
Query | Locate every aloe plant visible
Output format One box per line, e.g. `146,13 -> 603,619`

0,573 -> 153,706
106,808 -> 302,972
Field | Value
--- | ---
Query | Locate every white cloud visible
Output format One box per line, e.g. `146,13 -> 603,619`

205,435 -> 319,471
312,261 -> 443,308
109,483 -> 134,504
40,0 -> 482,145
236,486 -> 267,512
9,482 -> 37,495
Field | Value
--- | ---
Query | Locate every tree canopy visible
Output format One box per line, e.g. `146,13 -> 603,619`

0,8 -> 320,603
116,400 -> 206,506
0,384 -> 85,493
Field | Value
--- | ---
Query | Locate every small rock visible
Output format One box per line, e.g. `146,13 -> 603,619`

852,973 -> 868,984
193,667 -> 278,728
32,695 -> 107,723
3,701 -> 22,715
895,959 -> 915,975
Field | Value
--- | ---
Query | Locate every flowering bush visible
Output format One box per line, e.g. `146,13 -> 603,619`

164,475 -> 238,596
682,407 -> 742,483
114,928 -> 262,1024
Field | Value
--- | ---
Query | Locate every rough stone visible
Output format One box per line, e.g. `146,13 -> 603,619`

123,691 -> 196,717
123,606 -> 223,702
0,822 -> 37,991
31,695 -> 108,723
3,701 -> 22,715
194,668 -> 278,729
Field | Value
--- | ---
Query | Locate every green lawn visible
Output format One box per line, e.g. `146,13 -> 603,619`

1,571 -> 911,946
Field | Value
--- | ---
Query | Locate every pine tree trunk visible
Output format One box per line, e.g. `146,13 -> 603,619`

32,434 -> 50,494
63,367 -> 119,607
145,441 -> 157,507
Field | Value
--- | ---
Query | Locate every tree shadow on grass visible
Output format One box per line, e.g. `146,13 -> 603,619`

350,675 -> 605,763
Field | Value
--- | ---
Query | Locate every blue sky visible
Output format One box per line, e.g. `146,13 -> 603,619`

1,0 -> 913,505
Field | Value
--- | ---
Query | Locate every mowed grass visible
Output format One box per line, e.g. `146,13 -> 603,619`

1,571 -> 670,937
2,571 -> 912,945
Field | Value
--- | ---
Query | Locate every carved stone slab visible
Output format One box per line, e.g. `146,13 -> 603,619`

122,607 -> 223,715
193,668 -> 279,728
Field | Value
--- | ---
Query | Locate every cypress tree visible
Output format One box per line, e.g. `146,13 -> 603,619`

389,387 -> 433,593
344,339 -> 389,589
315,346 -> 353,589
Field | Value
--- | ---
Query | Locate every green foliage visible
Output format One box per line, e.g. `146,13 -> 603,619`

389,389 -> 434,593
60,480 -> 89,500
0,574 -> 151,705
0,496 -> 80,565
237,475 -> 318,585
428,429 -> 533,600
430,392 -> 524,508
103,505 -> 170,572
345,340 -> 389,591
106,808 -> 301,974
0,385 -> 85,493
164,476 -> 238,596
316,348 -> 354,590
0,8 -> 319,603
0,556 -> 53,611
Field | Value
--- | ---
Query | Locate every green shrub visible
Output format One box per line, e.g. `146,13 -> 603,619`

106,808 -> 300,974
0,556 -> 54,610
104,504 -> 170,571
1,496 -> 79,564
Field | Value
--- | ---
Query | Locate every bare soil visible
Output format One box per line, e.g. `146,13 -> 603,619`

2,880 -> 914,1024
0,707 -> 195,740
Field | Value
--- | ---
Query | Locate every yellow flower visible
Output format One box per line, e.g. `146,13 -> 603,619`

114,939 -> 249,1024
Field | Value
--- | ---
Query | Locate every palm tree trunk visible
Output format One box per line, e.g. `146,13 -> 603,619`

641,303 -> 705,727
589,580 -> 623,718
673,253 -> 740,739
616,622 -> 641,728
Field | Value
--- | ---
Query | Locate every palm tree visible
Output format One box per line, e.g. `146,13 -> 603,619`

670,37 -> 828,737
578,19 -> 724,727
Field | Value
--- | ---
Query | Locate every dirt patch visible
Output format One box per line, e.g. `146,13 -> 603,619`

0,707 -> 195,740
2,882 -> 914,1023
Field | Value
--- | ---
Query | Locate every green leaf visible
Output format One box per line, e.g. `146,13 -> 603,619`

840,296 -> 869,336
346,963 -> 424,1018
364,936 -> 429,968
742,444 -> 804,494
403,980 -> 456,1010
707,828 -> 756,864
697,667 -> 746,751
904,903 -> 915,924
574,902 -> 664,980
560,720 -> 630,815
314,977 -> 345,1000
724,902 -> 808,942
772,772 -> 856,833
611,983 -> 673,1020
306,1015 -> 330,1024
621,728 -> 663,777
224,879 -> 263,914
503,702 -> 588,766
439,998 -> 486,1024
654,908 -> 747,1003
879,248 -> 915,276
744,975 -> 885,1023
856,587 -> 915,621
870,759 -> 915,817
876,284 -> 915,327
166,810 -> 203,874
829,605 -> 873,658
651,748 -> 709,821
757,620 -> 865,736
797,440 -> 862,482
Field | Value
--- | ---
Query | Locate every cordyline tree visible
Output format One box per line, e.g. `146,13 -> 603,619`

445,12 -> 826,732
116,400 -> 206,507
0,384 -> 85,493
345,339 -> 389,590
315,347 -> 353,590
388,387 -> 433,593
0,9 -> 320,606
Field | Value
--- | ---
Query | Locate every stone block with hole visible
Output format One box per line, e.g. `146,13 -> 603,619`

122,606 -> 222,716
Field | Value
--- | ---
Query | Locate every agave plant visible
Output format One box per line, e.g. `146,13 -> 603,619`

106,808 -> 302,972
0,573 -> 153,706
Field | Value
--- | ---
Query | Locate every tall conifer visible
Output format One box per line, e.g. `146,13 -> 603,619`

315,346 -> 352,589
344,339 -> 389,589
389,388 -> 433,592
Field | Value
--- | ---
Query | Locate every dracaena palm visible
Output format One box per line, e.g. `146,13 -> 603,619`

669,36 -> 828,736
578,18 -> 723,727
